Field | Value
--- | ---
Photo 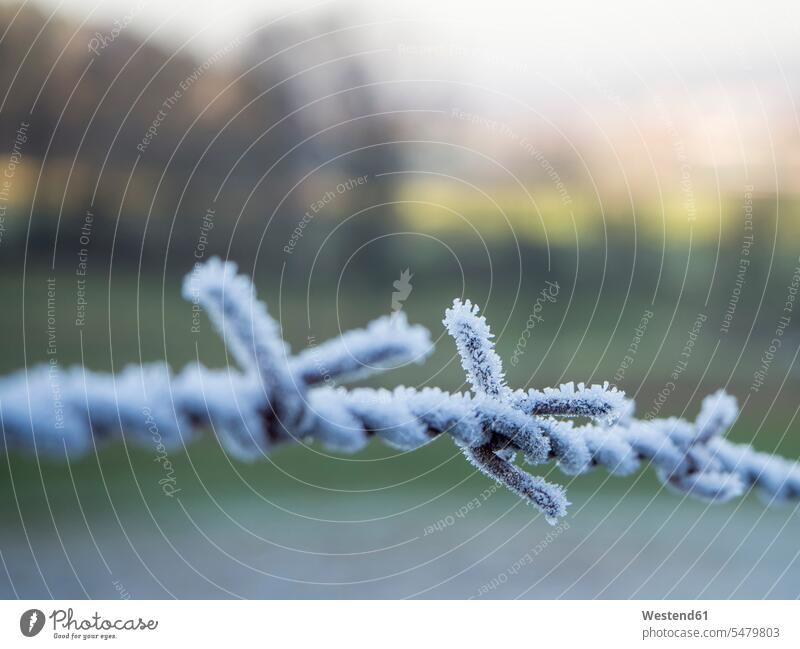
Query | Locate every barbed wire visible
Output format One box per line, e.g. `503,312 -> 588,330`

1,258 -> 798,524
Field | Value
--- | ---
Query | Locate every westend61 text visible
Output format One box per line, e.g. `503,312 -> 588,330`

642,610 -> 708,621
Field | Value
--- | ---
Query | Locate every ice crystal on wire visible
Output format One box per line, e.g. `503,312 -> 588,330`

443,298 -> 509,398
2,258 -> 800,525
292,311 -> 432,386
514,381 -> 626,423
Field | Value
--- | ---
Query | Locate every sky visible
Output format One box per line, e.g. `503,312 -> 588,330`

14,0 -> 800,79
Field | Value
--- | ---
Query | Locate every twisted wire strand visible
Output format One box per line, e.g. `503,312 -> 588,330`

1,258 -> 799,524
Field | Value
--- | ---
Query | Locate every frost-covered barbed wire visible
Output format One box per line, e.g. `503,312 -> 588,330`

1,258 -> 799,523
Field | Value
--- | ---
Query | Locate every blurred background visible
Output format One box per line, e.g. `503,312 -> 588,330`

1,0 -> 800,598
